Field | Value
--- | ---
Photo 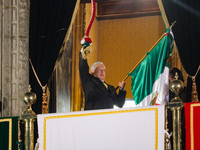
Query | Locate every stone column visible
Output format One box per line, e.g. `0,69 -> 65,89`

0,0 -> 30,117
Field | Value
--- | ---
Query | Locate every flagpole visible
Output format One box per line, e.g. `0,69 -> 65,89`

116,21 -> 176,90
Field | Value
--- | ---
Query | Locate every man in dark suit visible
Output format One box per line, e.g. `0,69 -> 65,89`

79,52 -> 126,110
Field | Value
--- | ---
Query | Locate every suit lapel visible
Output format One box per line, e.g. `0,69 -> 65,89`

92,77 -> 110,93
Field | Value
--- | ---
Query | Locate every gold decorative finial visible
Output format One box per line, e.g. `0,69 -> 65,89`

174,72 -> 178,80
169,21 -> 176,29
23,85 -> 37,109
169,72 -> 184,102
28,85 -> 32,92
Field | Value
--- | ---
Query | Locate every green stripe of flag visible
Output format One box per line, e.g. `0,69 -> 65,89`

130,28 -> 174,105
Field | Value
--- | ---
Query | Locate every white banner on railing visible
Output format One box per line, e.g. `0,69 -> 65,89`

37,105 -> 165,150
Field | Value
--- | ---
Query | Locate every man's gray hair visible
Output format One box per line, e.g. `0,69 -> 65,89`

91,62 -> 105,71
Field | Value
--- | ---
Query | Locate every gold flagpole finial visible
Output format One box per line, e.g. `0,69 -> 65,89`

169,21 -> 176,29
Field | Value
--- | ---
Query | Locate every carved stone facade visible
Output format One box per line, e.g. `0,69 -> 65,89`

0,0 -> 30,117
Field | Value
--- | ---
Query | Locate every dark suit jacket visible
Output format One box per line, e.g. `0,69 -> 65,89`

79,53 -> 126,110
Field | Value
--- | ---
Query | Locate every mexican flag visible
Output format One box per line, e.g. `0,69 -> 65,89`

130,28 -> 174,106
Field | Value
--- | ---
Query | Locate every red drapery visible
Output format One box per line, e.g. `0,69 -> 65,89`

185,102 -> 200,150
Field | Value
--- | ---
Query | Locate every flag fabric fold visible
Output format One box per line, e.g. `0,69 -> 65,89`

130,28 -> 174,106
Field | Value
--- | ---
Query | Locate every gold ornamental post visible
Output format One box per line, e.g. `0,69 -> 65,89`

164,107 -> 170,150
166,73 -> 184,150
20,85 -> 37,150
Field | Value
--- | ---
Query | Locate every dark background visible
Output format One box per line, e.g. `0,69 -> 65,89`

162,0 -> 200,102
29,0 -> 77,114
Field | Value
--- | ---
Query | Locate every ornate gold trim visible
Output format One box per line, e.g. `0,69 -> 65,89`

0,118 -> 12,150
190,103 -> 200,150
157,0 -> 169,28
53,0 -> 81,70
43,108 -> 159,150
18,120 -> 22,150
157,0 -> 188,86
71,3 -> 86,112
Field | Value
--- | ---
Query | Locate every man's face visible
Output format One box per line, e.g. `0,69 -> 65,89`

92,64 -> 106,81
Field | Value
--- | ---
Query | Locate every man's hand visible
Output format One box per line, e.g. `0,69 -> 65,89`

118,81 -> 125,89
